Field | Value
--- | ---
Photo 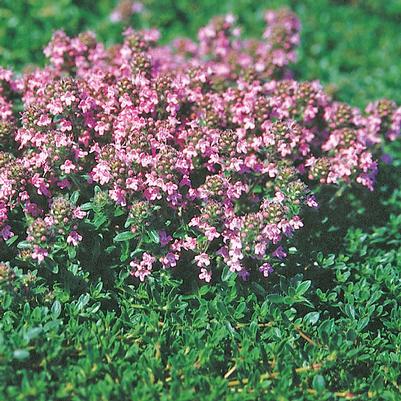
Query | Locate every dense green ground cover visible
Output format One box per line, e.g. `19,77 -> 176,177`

1,1 -> 401,400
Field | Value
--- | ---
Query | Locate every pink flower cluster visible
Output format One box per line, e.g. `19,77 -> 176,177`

0,9 -> 400,283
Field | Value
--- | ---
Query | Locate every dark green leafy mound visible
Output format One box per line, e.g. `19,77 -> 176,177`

1,182 -> 401,400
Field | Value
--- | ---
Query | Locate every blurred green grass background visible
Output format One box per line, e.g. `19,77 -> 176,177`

1,0 -> 401,107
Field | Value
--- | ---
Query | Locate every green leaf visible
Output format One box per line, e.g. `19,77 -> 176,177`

16,240 -> 31,249
79,202 -> 93,211
70,190 -> 80,205
68,246 -> 77,259
114,231 -> 135,242
25,327 -> 42,342
13,349 -> 30,361
357,316 -> 370,331
114,207 -> 126,217
6,235 -> 18,246
304,312 -> 320,325
93,213 -> 108,229
120,240 -> 130,262
312,375 -> 326,392
296,280 -> 311,296
145,229 -> 160,244
345,304 -> 356,320
266,294 -> 286,304
221,266 -> 235,282
51,300 -> 62,319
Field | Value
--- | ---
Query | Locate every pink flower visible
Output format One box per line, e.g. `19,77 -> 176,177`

161,252 -> 179,268
144,187 -> 162,201
60,160 -> 76,174
132,2 -> 144,13
142,253 -> 156,266
57,179 -> 72,189
290,216 -> 303,230
254,242 -> 267,257
32,246 -> 48,264
130,264 -> 151,281
94,120 -> 110,136
31,174 -> 50,197
61,91 -> 76,106
92,163 -> 112,185
73,207 -> 86,219
183,237 -> 197,250
67,231 -> 82,246
204,226 -> 220,241
37,114 -> 52,126
130,253 -> 156,281
59,119 -> 73,132
126,178 -> 140,190
24,202 -> 42,217
199,268 -> 212,282
274,191 -> 285,203
306,195 -> 318,208
263,224 -> 281,244
194,253 -> 210,268
109,187 -> 127,206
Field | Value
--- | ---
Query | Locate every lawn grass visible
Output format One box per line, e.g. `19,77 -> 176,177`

1,1 -> 401,400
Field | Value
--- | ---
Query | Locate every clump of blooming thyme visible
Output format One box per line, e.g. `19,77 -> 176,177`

0,9 -> 400,284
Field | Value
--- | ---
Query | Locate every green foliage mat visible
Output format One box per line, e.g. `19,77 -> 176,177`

2,173 -> 401,399
1,0 -> 401,399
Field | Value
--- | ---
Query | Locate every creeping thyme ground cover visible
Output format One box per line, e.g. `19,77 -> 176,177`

1,1 -> 401,400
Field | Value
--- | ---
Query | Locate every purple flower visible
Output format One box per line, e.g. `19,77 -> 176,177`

67,231 -> 82,246
259,263 -> 273,277
159,230 -> 172,246
272,246 -> 287,260
31,246 -> 48,264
